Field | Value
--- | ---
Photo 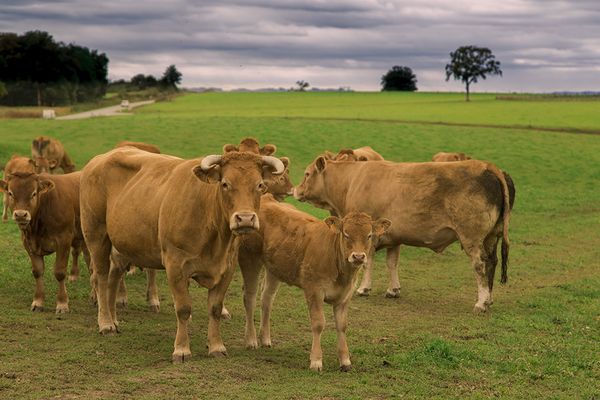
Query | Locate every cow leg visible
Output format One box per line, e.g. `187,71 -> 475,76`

259,270 -> 280,348
356,251 -> 374,296
69,245 -> 80,282
166,268 -> 193,363
116,275 -> 128,307
146,269 -> 160,313
305,290 -> 326,371
54,241 -> 71,313
240,256 -> 262,349
2,193 -> 8,222
89,235 -> 116,334
484,235 -> 500,305
468,245 -> 491,313
30,254 -> 45,311
333,301 -> 351,371
385,245 -> 401,298
206,262 -> 236,357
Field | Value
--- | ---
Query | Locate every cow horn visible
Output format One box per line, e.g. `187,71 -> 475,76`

200,155 -> 222,170
261,156 -> 285,175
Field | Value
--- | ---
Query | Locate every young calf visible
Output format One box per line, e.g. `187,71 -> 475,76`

0,172 -> 88,313
241,195 -> 390,371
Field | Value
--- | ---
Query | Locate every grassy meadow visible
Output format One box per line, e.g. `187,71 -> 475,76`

0,92 -> 598,399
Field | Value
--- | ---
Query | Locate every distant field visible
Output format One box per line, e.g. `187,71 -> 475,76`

0,92 -> 598,399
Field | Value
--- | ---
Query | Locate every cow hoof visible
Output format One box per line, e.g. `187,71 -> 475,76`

340,364 -> 352,372
260,337 -> 272,348
473,304 -> 488,314
149,303 -> 160,313
31,303 -> 44,312
172,351 -> 192,364
116,298 -> 128,308
55,304 -> 70,314
385,288 -> 401,298
209,350 -> 228,358
99,324 -> 118,335
245,339 -> 258,349
68,275 -> 78,282
310,361 -> 323,372
356,288 -> 371,297
221,308 -> 232,320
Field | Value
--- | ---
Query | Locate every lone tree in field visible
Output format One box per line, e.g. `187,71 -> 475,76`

296,80 -> 310,91
445,45 -> 502,101
160,64 -> 182,89
381,66 -> 417,91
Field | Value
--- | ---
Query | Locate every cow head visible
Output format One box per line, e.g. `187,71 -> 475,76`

293,155 -> 329,207
31,137 -> 51,155
335,149 -> 368,162
325,212 -> 391,267
193,152 -> 285,234
0,172 -> 54,229
223,138 -> 293,201
32,156 -> 50,174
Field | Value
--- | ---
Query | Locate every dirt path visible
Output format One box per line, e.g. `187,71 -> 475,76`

56,100 -> 155,120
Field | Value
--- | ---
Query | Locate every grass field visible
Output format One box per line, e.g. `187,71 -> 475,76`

0,92 -> 598,399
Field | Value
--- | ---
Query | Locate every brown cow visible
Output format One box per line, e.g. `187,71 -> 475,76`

240,195 -> 390,371
31,136 -> 75,174
80,146 -> 284,361
325,146 -> 384,162
2,155 -> 36,222
432,152 -> 472,162
294,157 -> 515,313
0,171 -> 89,312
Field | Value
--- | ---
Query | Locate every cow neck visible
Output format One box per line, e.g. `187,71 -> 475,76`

323,162 -> 357,215
329,229 -> 351,281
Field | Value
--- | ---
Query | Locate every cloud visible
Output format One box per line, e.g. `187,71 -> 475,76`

1,0 -> 599,91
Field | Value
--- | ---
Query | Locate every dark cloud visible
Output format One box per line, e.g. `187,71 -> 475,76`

1,1 -> 599,91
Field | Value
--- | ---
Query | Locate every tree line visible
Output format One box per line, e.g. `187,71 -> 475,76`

108,65 -> 182,92
0,30 -> 109,106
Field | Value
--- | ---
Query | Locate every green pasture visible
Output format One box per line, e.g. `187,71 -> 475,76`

0,92 -> 598,399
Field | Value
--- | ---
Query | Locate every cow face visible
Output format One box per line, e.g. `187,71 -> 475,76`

293,155 -> 328,206
193,152 -> 284,234
325,212 -> 391,267
0,172 -> 54,229
264,157 -> 294,201
32,156 -> 50,174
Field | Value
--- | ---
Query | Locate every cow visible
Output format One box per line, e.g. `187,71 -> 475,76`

432,152 -> 472,162
294,157 -> 515,313
115,141 -> 162,154
325,146 -> 384,162
2,155 -> 36,222
80,146 -> 284,362
240,194 -> 390,371
0,171 -> 89,313
31,136 -> 76,174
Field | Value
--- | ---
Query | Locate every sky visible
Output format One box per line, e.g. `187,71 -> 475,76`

1,0 -> 599,92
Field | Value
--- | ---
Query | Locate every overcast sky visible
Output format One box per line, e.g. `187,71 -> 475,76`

1,0 -> 599,91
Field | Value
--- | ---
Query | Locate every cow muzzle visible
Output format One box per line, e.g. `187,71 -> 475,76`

13,210 -> 31,228
349,252 -> 367,266
230,211 -> 259,234
293,187 -> 305,201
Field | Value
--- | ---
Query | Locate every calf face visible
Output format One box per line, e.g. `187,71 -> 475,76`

325,212 -> 391,267
32,157 -> 50,174
193,152 -> 284,234
0,172 -> 54,229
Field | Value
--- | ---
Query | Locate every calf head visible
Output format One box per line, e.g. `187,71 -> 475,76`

31,137 -> 51,156
325,212 -> 391,267
32,156 -> 50,174
0,172 -> 54,229
193,151 -> 285,234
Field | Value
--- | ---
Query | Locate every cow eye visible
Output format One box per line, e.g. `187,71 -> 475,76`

257,182 -> 267,193
8,191 -> 14,198
304,172 -> 310,178
31,192 -> 37,198
221,181 -> 231,191
367,233 -> 372,239
343,232 -> 350,239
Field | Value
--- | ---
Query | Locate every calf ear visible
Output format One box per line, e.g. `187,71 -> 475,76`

192,165 -> 221,184
373,218 -> 391,236
358,156 -> 368,161
38,179 -> 55,194
0,180 -> 7,192
260,144 -> 277,156
315,156 -> 327,173
324,216 -> 342,232
223,144 -> 238,153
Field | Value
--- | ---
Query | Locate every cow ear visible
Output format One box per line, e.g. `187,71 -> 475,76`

28,159 -> 36,167
323,151 -> 335,160
260,144 -> 277,156
358,156 -> 368,161
315,156 -> 327,173
38,179 -> 55,194
223,144 -> 238,153
280,157 -> 289,169
48,159 -> 58,168
192,165 -> 221,184
373,218 -> 391,236
0,180 -> 7,192
324,216 -> 342,232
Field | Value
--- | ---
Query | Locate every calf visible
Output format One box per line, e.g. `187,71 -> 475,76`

326,146 -> 384,162
31,136 -> 75,174
432,152 -> 472,162
241,195 -> 390,371
2,155 -> 36,222
0,172 -> 88,312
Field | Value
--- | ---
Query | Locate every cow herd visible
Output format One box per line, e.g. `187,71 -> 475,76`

0,136 -> 515,371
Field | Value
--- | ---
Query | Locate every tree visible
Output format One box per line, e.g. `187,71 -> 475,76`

0,82 -> 6,98
160,65 -> 182,89
445,45 -> 502,101
296,80 -> 310,91
380,66 -> 417,91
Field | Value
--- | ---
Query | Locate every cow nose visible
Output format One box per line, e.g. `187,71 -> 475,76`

13,210 -> 31,222
350,252 -> 366,263
231,212 -> 259,232
293,187 -> 303,200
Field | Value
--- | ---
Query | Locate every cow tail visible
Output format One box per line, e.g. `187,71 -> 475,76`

486,163 -> 511,284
